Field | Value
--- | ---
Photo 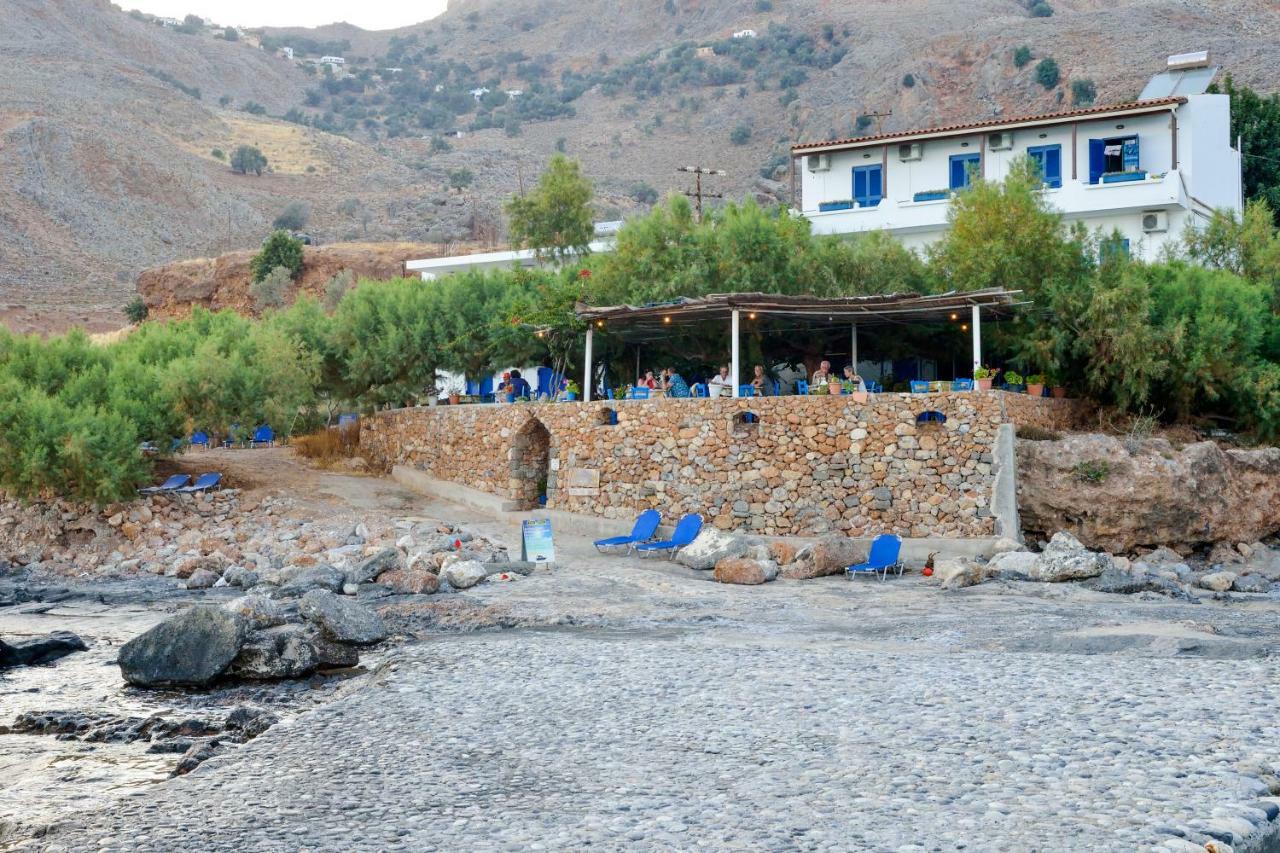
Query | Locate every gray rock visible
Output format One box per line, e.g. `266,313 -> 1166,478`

185,568 -> 220,589
224,706 -> 279,739
222,566 -> 260,589
675,529 -> 755,570
0,631 -> 88,668
1142,546 -> 1186,565
481,561 -> 537,577
118,606 -> 244,688
1028,531 -> 1111,582
1198,571 -> 1237,592
228,625 -> 317,680
309,632 -> 360,668
1085,566 -> 1193,599
987,550 -> 1039,579
298,590 -> 387,645
274,565 -> 346,598
347,547 -> 401,585
936,559 -> 993,589
441,560 -> 488,590
223,595 -> 291,630
1231,573 -> 1271,593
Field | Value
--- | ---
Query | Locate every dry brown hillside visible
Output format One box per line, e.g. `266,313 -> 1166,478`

2,0 -> 1278,333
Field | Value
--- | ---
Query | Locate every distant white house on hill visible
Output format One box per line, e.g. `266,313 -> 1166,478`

278,46 -> 294,60
470,87 -> 491,102
320,55 -> 345,66
792,53 -> 1242,261
732,29 -> 757,39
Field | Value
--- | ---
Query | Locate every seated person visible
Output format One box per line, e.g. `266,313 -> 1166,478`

811,360 -> 832,388
751,365 -> 768,396
664,367 -> 690,398
507,369 -> 532,399
842,365 -> 867,393
708,365 -> 732,398
641,370 -> 658,389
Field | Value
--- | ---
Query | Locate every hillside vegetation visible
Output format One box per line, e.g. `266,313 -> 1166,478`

1,0 -> 1279,330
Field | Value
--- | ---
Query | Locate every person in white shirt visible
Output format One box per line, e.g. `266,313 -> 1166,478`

708,365 -> 732,398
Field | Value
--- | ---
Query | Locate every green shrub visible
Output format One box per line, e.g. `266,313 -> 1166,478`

447,168 -> 474,190
1071,79 -> 1097,106
273,201 -> 311,231
730,123 -> 752,145
902,73 -> 915,88
1028,0 -> 1053,16
1072,460 -> 1110,484
230,145 -> 267,175
1013,46 -> 1033,68
211,148 -> 225,160
324,270 -> 356,310
250,266 -> 294,311
1016,425 -> 1061,441
241,101 -> 267,115
123,297 -> 149,324
250,231 -> 304,282
1035,58 -> 1060,89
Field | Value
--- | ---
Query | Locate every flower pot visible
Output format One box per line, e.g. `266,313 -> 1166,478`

1026,383 -> 1045,398
565,391 -> 578,401
827,381 -> 842,395
1052,386 -> 1067,399
976,378 -> 993,391
448,395 -> 460,405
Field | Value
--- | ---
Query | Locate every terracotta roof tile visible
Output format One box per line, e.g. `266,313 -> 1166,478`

791,97 -> 1186,153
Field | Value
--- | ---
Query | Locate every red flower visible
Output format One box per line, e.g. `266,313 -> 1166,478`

578,268 -> 591,278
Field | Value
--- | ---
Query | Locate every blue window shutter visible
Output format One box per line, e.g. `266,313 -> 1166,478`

868,165 -> 882,204
1045,146 -> 1062,187
852,167 -> 865,203
1088,139 -> 1105,184
950,157 -> 965,190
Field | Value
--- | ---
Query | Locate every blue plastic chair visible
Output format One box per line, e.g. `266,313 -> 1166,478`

796,380 -> 809,395
771,379 -> 781,397
630,387 -> 651,400
738,385 -> 755,397
140,474 -> 190,495
250,425 -> 274,447
593,509 -> 662,554
951,378 -> 974,392
692,383 -> 708,398
337,413 -> 359,427
190,431 -> 210,448
867,381 -> 882,393
176,472 -> 222,494
910,380 -> 931,393
635,514 -> 704,559
846,534 -> 903,580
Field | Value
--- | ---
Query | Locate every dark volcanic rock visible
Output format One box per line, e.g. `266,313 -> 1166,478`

0,631 -> 88,667
118,606 -> 244,688
347,547 -> 400,585
227,624 -> 317,680
1085,566 -> 1194,600
274,565 -> 346,598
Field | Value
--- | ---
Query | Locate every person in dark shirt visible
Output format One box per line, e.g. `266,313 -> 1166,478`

507,369 -> 532,399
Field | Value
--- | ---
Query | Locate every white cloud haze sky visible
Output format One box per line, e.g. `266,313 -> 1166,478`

124,0 -> 448,30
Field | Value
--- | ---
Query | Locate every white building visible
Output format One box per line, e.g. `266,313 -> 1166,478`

792,94 -> 1243,261
732,29 -> 757,39
278,46 -> 294,60
470,87 -> 491,102
320,55 -> 346,66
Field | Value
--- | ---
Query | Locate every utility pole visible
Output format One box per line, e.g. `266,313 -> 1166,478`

677,165 -> 725,222
860,110 -> 892,135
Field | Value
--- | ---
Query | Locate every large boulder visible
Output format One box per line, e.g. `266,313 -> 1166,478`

987,550 -> 1039,579
309,633 -> 360,668
1026,532 -> 1111,582
223,595 -> 291,630
1198,571 -> 1237,592
1017,434 -> 1280,552
0,631 -> 88,668
118,606 -> 244,688
441,560 -> 488,590
378,567 -> 440,595
221,566 -> 260,589
675,529 -> 755,570
274,565 -> 346,598
780,536 -> 866,580
935,559 -> 994,590
347,548 -> 401,586
712,558 -> 779,585
1084,566 -> 1193,599
228,625 -> 317,680
185,568 -> 221,589
298,590 -> 386,645
1232,573 -> 1272,594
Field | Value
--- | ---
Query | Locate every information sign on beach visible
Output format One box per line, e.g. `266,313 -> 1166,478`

521,519 -> 555,563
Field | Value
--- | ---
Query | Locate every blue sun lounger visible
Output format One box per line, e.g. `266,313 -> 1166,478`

175,472 -> 222,494
846,534 -> 903,580
594,509 -> 662,554
634,513 -> 703,559
250,425 -> 274,447
140,474 -> 190,495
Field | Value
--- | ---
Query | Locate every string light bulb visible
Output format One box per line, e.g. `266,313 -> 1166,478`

748,312 -> 757,320
950,312 -> 958,321
663,316 -> 671,324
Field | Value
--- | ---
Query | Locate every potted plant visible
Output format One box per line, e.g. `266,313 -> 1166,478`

1025,374 -> 1047,398
563,380 -> 581,401
446,382 -> 462,406
1003,370 -> 1025,392
827,377 -> 843,395
1051,383 -> 1068,399
818,199 -> 855,212
974,366 -> 995,392
913,189 -> 950,202
1101,169 -> 1148,184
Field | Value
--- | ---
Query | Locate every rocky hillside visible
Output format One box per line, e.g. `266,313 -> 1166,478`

2,0 -> 1279,331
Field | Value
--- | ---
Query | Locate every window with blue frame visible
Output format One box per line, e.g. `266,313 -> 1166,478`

1099,237 -> 1131,262
1088,135 -> 1140,184
852,164 -> 883,207
949,153 -> 982,190
1027,144 -> 1062,188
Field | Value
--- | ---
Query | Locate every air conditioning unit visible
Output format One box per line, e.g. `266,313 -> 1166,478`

988,131 -> 1014,151
805,153 -> 830,172
898,142 -> 923,162
1141,210 -> 1169,233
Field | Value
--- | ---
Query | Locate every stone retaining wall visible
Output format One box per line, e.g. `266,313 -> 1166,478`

1000,393 -> 1093,433
364,391 -> 1084,538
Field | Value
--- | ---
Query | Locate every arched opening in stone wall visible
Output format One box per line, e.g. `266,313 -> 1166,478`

509,417 -> 552,509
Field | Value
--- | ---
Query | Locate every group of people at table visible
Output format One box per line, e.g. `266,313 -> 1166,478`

631,360 -> 867,398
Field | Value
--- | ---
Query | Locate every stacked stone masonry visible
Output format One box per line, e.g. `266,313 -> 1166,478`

362,391 -> 1073,538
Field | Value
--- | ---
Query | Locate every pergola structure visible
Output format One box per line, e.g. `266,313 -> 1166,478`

574,288 -> 1026,401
